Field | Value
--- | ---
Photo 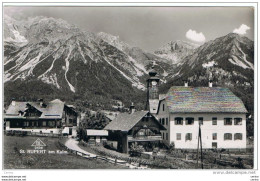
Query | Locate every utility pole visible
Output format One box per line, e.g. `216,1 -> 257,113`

197,121 -> 203,169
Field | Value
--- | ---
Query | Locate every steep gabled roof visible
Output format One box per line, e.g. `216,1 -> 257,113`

104,111 -> 166,132
165,86 -> 247,113
104,111 -> 148,131
5,99 -> 67,119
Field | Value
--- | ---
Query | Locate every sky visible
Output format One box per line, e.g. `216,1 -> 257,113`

4,6 -> 254,52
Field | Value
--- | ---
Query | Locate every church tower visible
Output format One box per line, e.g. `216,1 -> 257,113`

146,62 -> 160,114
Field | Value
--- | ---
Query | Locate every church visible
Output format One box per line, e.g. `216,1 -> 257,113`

147,65 -> 247,150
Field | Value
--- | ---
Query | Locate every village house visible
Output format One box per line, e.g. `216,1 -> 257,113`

156,81 -> 248,150
4,99 -> 78,136
144,63 -> 248,150
104,104 -> 166,153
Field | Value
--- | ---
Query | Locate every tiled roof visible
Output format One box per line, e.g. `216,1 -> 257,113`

165,86 -> 248,113
5,99 -> 66,119
104,111 -> 149,131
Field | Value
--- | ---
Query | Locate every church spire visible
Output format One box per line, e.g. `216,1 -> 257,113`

146,61 -> 160,114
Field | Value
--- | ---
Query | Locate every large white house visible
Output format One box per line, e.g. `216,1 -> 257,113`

156,85 -> 247,149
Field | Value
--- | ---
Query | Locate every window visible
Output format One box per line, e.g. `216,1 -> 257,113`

166,133 -> 168,140
224,118 -> 232,125
212,133 -> 217,140
42,121 -> 46,126
224,133 -> 232,140
31,122 -> 34,127
159,118 -> 161,124
234,118 -> 242,125
212,142 -> 218,148
176,133 -> 181,140
212,117 -> 217,125
48,121 -> 55,127
185,117 -> 194,125
163,104 -> 165,111
199,117 -> 203,125
137,130 -> 145,136
162,132 -> 165,140
175,117 -> 183,125
29,112 -> 37,117
73,119 -> 77,126
234,133 -> 242,140
23,121 -> 29,127
162,118 -> 165,125
185,133 -> 192,141
166,118 -> 168,126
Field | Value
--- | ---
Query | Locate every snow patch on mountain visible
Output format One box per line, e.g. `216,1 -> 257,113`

236,44 -> 254,70
128,56 -> 148,76
228,56 -> 250,69
41,73 -> 61,89
202,61 -> 217,68
4,15 -> 28,44
102,52 -> 145,90
64,46 -> 75,92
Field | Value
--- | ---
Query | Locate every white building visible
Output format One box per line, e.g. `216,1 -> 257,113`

156,85 -> 247,149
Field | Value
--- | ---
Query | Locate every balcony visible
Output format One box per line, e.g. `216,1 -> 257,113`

128,135 -> 162,142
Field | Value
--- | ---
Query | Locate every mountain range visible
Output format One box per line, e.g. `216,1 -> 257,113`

3,15 -> 254,123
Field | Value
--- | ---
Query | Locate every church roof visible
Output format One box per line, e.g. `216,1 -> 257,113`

165,86 -> 247,113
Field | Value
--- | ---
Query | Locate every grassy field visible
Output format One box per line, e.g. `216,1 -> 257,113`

3,135 -> 125,169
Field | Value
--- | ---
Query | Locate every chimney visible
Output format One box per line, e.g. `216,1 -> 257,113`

11,98 -> 16,106
38,98 -> 44,107
209,80 -> 213,87
129,102 -> 136,114
18,110 -> 24,116
183,80 -> 188,87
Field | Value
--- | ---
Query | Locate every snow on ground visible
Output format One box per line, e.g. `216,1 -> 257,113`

156,53 -> 179,64
202,61 -> 216,68
236,45 -> 254,70
228,56 -> 249,69
128,56 -> 148,76
170,70 -> 181,78
64,46 -> 76,92
77,41 -> 92,63
4,73 -> 13,83
39,50 -> 65,78
41,73 -> 61,89
100,49 -> 145,90
18,52 -> 42,74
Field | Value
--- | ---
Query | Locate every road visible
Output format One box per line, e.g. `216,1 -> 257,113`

65,138 -> 97,158
64,138 -> 148,169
